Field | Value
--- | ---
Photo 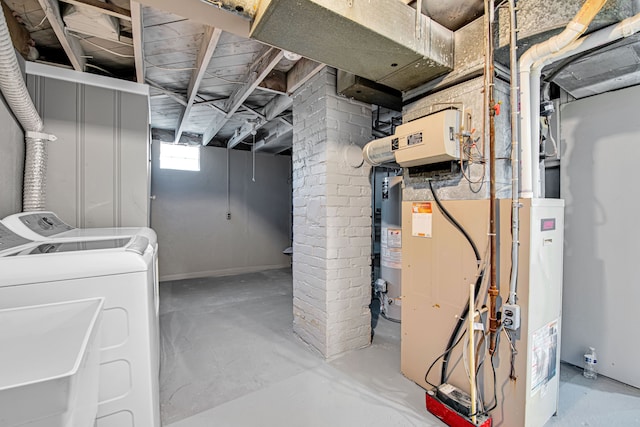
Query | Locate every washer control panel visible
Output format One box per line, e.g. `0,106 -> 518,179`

19,213 -> 74,237
0,223 -> 32,252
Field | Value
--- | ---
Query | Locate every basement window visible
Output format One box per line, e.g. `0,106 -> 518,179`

159,143 -> 200,172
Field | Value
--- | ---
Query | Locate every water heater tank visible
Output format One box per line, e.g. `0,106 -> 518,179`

380,176 -> 402,321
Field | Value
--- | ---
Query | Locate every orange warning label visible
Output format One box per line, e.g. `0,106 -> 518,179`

412,202 -> 432,214
412,202 -> 433,238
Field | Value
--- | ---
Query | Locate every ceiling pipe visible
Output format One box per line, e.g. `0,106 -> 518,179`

519,0 -> 607,199
538,12 -> 640,79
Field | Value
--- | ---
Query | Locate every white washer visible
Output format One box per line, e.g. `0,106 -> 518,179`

0,224 -> 160,427
1,211 -> 160,320
1,211 -> 157,247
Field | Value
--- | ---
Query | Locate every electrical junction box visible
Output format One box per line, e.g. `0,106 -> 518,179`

391,109 -> 460,167
502,304 -> 521,330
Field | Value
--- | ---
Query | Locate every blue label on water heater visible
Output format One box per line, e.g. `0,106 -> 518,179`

541,218 -> 556,231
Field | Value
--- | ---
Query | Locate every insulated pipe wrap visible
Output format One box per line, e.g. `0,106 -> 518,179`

0,9 -> 48,211
23,137 -> 47,212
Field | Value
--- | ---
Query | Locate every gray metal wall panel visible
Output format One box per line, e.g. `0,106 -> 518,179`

119,91 -> 150,227
560,85 -> 640,388
83,85 -> 116,227
28,75 -> 149,228
0,95 -> 24,217
40,77 -> 80,225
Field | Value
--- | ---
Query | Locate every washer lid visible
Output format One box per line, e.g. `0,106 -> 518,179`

14,238 -> 131,255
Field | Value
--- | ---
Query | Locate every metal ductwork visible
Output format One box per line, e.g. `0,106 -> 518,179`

495,0 -> 635,65
0,9 -> 52,212
250,0 -> 454,92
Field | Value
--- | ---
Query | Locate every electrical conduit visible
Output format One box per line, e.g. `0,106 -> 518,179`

519,0 -> 607,199
0,9 -> 53,211
507,0 -> 520,305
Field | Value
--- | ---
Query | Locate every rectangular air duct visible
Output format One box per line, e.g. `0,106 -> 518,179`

250,0 -> 454,92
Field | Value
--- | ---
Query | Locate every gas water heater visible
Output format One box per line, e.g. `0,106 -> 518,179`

379,176 -> 402,321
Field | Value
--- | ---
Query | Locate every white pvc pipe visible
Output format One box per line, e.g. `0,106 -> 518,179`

537,12 -> 640,71
519,0 -> 607,198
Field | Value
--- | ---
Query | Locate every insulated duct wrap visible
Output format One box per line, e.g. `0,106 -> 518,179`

23,137 -> 47,211
0,8 -> 48,211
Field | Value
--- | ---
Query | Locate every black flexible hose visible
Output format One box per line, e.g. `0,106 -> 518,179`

428,180 -> 485,385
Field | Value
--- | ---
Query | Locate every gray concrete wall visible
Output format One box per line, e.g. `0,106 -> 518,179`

560,84 -> 640,388
151,144 -> 292,281
0,95 -> 24,217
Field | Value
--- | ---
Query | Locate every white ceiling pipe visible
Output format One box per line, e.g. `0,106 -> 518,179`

526,10 -> 640,200
536,12 -> 640,77
519,0 -> 607,199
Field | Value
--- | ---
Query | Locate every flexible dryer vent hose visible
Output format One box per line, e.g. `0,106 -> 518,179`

0,8 -> 48,211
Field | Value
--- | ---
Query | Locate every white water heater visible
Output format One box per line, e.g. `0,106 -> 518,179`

380,176 -> 402,321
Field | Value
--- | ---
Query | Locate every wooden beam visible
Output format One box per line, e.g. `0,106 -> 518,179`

286,58 -> 325,94
58,0 -> 132,21
202,47 -> 284,145
147,80 -> 187,106
152,128 -> 202,144
37,0 -> 85,71
258,70 -> 287,94
174,26 -> 222,143
263,94 -> 292,121
1,1 -> 32,58
227,95 -> 291,149
253,123 -> 293,152
130,1 -> 144,83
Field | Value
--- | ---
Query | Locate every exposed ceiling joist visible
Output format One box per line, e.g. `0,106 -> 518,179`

58,0 -> 132,21
147,80 -> 187,106
174,26 -> 223,143
136,0 -> 250,37
130,1 -> 145,83
37,0 -> 86,71
286,58 -> 324,94
257,70 -> 286,94
202,47 -> 285,145
227,95 -> 291,149
263,94 -> 292,121
253,122 -> 293,152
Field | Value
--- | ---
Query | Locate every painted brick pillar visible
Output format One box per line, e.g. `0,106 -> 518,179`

291,67 -> 372,358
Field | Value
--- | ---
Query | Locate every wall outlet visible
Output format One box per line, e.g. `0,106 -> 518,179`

502,304 -> 521,330
226,212 -> 231,220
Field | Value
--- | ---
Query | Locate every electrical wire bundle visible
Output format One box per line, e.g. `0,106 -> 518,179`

423,180 -> 499,417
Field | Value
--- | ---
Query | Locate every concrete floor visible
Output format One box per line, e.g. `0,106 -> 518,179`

159,268 -> 640,427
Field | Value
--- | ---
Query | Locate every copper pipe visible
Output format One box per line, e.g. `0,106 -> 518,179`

486,0 -> 500,355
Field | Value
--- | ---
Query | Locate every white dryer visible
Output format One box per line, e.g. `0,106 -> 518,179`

0,223 -> 160,427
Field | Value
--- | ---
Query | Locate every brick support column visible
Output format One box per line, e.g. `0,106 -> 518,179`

291,67 -> 372,359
